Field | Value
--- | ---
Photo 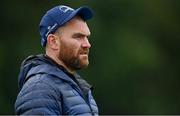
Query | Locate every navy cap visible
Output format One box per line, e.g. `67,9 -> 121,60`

39,5 -> 93,47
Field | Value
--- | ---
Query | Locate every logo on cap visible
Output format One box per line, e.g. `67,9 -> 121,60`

59,5 -> 74,13
45,23 -> 58,37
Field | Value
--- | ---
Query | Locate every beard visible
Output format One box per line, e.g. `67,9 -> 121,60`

58,45 -> 89,71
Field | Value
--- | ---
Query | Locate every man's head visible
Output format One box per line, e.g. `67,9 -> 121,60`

39,5 -> 93,47
39,5 -> 93,73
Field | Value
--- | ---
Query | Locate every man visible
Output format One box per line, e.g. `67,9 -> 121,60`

15,5 -> 99,115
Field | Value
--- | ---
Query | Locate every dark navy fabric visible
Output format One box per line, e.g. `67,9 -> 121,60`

15,54 -> 98,115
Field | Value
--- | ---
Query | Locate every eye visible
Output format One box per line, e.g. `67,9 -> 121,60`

87,35 -> 90,39
72,35 -> 81,39
72,33 -> 85,40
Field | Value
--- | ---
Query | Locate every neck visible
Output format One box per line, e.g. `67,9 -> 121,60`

46,52 -> 76,75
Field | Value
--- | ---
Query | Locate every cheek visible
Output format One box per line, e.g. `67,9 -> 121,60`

60,40 -> 80,56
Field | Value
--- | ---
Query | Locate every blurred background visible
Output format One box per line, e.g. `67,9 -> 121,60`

1,0 -> 180,114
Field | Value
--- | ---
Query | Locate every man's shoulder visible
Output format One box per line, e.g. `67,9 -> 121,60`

15,73 -> 62,115
20,73 -> 64,98
25,72 -> 64,88
26,62 -> 63,80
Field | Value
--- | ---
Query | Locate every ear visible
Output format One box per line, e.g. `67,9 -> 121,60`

47,34 -> 60,50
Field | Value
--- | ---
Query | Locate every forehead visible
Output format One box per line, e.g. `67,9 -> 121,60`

58,16 -> 91,35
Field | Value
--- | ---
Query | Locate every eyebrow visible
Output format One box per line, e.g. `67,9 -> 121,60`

72,32 -> 91,38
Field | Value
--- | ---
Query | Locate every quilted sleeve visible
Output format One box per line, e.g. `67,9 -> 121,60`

15,74 -> 62,115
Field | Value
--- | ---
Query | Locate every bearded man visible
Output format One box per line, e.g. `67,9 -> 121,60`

15,5 -> 98,115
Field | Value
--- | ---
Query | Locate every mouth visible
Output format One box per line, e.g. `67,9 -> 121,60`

80,52 -> 88,55
80,53 -> 88,57
79,51 -> 89,59
79,50 -> 89,55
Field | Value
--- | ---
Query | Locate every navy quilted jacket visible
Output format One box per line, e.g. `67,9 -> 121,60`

15,54 -> 98,115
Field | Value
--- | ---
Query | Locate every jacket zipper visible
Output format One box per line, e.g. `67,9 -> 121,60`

73,85 -> 94,115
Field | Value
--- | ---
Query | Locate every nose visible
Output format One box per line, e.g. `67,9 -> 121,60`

82,38 -> 91,48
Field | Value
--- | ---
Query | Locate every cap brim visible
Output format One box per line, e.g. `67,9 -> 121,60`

61,6 -> 93,25
75,7 -> 93,20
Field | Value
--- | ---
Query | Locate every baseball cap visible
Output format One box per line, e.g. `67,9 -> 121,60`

39,5 -> 93,47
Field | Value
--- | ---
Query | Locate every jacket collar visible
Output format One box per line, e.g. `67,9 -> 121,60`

19,54 -> 92,93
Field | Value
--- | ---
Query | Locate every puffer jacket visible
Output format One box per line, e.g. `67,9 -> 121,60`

15,54 -> 98,115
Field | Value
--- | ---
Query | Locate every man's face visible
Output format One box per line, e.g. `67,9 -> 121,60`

57,17 -> 91,71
